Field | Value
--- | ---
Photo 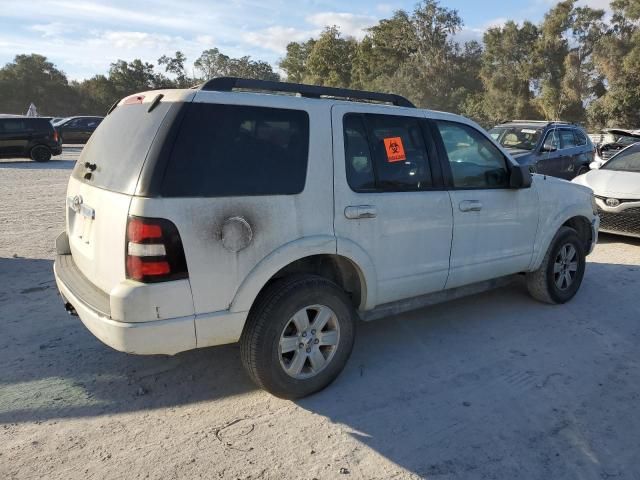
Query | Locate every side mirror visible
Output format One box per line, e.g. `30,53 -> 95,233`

541,142 -> 557,153
510,164 -> 533,189
589,161 -> 600,170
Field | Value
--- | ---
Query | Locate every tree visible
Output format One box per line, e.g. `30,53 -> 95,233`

480,21 -> 541,123
158,51 -> 191,87
194,48 -> 279,81
279,40 -> 315,83
304,26 -> 357,87
0,54 -> 78,115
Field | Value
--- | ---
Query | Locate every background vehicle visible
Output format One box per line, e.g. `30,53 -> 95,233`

489,121 -> 594,179
54,79 -> 598,399
0,116 -> 62,161
53,116 -> 103,144
588,128 -> 640,169
574,143 -> 640,238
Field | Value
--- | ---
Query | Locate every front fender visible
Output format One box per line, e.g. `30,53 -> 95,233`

530,203 -> 595,271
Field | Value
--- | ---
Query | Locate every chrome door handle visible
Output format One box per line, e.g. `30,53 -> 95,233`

459,200 -> 482,212
344,205 -> 377,219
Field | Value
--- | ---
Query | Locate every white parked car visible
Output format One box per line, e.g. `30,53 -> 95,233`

54,78 -> 599,398
574,143 -> 640,238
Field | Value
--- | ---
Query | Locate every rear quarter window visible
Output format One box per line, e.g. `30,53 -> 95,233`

161,103 -> 310,197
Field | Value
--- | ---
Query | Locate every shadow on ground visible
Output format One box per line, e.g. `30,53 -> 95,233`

0,159 -> 76,170
1,254 -> 640,477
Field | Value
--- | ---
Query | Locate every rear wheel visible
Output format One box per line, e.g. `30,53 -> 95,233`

526,226 -> 586,304
30,145 -> 51,162
240,275 -> 356,399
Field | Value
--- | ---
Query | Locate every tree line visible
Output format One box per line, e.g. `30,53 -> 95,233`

1,0 -> 639,129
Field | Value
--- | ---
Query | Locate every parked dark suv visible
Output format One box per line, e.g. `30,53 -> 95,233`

53,116 -> 103,144
0,117 -> 62,162
489,121 -> 594,179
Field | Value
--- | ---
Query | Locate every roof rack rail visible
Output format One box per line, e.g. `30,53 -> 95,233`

198,77 -> 416,108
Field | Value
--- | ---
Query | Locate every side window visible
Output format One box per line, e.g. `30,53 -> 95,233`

343,115 -> 375,191
343,113 -> 433,192
560,129 -> 577,149
543,129 -> 560,150
162,103 -> 310,197
1,119 -> 26,132
574,129 -> 588,146
435,120 -> 509,189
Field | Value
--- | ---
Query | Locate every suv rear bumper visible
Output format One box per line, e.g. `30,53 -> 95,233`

54,253 -> 197,355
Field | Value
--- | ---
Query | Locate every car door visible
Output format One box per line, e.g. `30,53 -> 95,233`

332,105 -> 453,307
432,118 -> 539,289
558,128 -> 580,179
61,119 -> 82,143
0,119 -> 28,156
536,127 -> 564,177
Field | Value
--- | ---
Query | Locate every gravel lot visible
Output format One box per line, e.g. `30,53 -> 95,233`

1,149 -> 640,480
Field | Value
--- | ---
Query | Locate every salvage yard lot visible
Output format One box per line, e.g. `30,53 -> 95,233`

1,149 -> 640,480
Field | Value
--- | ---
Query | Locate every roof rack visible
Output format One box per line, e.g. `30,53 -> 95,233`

198,77 -> 416,108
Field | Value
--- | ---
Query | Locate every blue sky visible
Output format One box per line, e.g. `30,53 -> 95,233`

0,0 -> 610,80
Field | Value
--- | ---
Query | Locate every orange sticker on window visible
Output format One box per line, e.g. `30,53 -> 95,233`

384,137 -> 406,162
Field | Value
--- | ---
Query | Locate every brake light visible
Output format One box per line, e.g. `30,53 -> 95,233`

53,130 -> 59,142
125,216 -> 188,283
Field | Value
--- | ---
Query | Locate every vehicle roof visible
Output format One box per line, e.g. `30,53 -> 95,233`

604,128 -> 640,138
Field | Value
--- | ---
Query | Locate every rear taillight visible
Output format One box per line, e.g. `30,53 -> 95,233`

125,216 -> 188,283
53,130 -> 59,143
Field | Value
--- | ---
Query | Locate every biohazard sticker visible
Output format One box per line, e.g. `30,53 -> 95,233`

384,137 -> 406,162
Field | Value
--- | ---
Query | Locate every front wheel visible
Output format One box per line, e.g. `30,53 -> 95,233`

240,275 -> 356,399
576,165 -> 589,176
526,226 -> 586,304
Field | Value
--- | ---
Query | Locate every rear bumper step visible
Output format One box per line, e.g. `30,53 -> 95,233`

54,254 -> 197,355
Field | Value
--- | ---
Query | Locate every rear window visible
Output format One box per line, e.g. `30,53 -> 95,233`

0,118 -> 51,133
161,103 -> 309,197
72,102 -> 173,194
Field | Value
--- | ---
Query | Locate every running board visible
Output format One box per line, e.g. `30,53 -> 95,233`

360,275 -> 519,322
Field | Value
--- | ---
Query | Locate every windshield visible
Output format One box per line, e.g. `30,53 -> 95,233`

489,126 -> 542,151
603,144 -> 640,172
614,135 -> 640,146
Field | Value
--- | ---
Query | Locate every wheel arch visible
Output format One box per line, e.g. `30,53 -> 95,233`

230,236 -> 374,314
531,210 -> 594,271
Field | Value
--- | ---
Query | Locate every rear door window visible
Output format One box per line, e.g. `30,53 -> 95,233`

342,113 -> 433,192
161,103 -> 310,197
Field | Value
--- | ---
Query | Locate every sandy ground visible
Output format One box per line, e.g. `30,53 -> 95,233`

1,149 -> 640,480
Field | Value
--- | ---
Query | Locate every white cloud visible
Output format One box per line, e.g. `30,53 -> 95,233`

243,26 -> 313,54
29,22 -> 71,38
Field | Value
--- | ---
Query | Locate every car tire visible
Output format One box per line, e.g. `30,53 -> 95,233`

526,226 -> 586,304
30,145 -> 52,162
576,165 -> 589,176
240,274 -> 356,399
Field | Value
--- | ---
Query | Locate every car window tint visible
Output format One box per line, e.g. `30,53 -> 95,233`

543,129 -> 560,150
560,129 -> 577,149
574,129 -> 588,146
343,115 -> 376,191
162,103 -> 310,197
436,120 -> 509,189
364,114 -> 433,191
1,119 -> 26,132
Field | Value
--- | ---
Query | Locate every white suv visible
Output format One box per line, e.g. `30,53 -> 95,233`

54,78 -> 599,398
